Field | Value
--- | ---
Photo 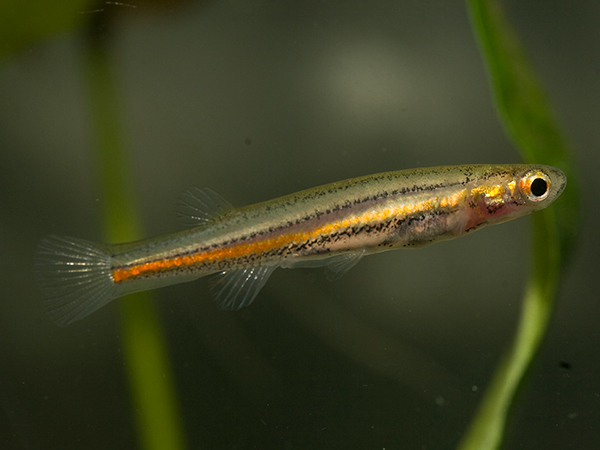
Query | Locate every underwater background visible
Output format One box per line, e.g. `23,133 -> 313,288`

0,0 -> 598,448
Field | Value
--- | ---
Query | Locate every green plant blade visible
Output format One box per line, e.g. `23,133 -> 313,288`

84,25 -> 186,450
467,0 -> 579,261
459,1 -> 580,449
0,0 -> 92,61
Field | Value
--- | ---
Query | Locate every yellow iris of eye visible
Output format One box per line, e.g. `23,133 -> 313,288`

520,170 -> 552,202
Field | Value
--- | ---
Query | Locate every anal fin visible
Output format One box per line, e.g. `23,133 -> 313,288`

324,250 -> 365,281
210,266 -> 276,310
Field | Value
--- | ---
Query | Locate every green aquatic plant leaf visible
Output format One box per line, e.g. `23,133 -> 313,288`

84,19 -> 187,450
0,0 -> 93,61
459,1 -> 580,449
466,0 -> 579,262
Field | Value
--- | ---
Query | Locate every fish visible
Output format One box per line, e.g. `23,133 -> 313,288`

35,164 -> 567,326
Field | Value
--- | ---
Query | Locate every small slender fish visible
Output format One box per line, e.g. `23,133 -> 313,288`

35,164 -> 566,326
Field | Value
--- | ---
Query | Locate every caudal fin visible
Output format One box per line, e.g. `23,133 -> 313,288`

35,235 -> 118,326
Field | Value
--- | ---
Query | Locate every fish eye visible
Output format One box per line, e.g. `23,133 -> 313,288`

520,170 -> 552,202
530,178 -> 548,197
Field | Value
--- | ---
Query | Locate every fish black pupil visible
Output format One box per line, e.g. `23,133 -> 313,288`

530,178 -> 548,197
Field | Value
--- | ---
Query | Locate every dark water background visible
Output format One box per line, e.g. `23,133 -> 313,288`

0,0 -> 598,448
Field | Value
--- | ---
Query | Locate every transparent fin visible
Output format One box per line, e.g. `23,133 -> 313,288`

34,235 -> 118,326
176,187 -> 234,226
279,258 -> 330,269
324,250 -> 365,281
210,266 -> 276,310
281,250 -> 365,280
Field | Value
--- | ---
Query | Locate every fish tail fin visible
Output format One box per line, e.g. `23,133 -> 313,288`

35,235 -> 118,326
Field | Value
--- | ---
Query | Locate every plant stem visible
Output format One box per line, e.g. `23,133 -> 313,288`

459,1 -> 579,448
84,25 -> 186,450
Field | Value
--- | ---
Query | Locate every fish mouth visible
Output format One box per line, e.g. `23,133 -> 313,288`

549,166 -> 568,197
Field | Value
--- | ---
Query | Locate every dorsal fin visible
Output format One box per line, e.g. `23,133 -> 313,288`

176,187 -> 234,227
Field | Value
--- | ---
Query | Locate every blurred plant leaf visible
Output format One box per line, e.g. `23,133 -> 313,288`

459,1 -> 581,449
0,0 -> 94,61
0,0 -> 198,62
467,0 -> 580,262
84,10 -> 186,450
